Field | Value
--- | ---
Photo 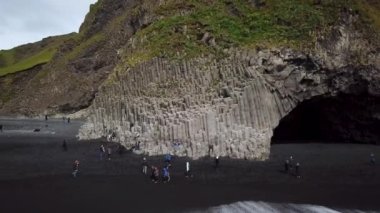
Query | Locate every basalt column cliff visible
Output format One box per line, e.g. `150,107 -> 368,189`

79,1 -> 380,160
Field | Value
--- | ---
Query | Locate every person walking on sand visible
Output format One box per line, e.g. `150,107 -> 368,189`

107,147 -> 112,160
62,140 -> 68,151
185,161 -> 191,178
215,156 -> 220,169
72,160 -> 80,178
165,153 -> 172,165
0,124 -> 3,133
142,157 -> 148,175
67,117 -> 71,123
295,162 -> 301,178
118,144 -> 125,156
162,166 -> 170,183
99,144 -> 106,160
370,153 -> 376,165
289,155 -> 294,170
284,159 -> 289,173
151,166 -> 159,183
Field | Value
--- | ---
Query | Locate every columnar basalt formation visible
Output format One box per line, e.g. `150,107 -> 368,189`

79,33 -> 380,160
80,9 -> 380,160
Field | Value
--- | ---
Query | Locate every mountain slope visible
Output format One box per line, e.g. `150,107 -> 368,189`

0,34 -> 73,77
0,0 -> 379,116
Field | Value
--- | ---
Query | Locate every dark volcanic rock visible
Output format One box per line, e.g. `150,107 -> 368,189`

79,12 -> 380,160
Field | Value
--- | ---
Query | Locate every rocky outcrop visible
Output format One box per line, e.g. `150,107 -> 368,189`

79,11 -> 380,160
0,0 -> 161,116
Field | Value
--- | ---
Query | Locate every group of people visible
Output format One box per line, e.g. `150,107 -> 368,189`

284,155 -> 301,178
66,140 -> 377,180
145,154 -> 174,183
283,153 -> 377,179
141,154 -> 195,183
99,144 -> 113,160
44,115 -> 70,123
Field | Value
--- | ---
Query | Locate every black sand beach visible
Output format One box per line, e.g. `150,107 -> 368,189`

0,119 -> 379,212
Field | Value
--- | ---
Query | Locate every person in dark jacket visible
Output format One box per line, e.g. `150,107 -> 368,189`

107,147 -> 112,160
165,154 -> 172,164
162,166 -> 170,183
99,145 -> 105,160
72,160 -> 80,178
370,153 -> 376,165
295,162 -> 301,178
142,157 -> 148,175
284,160 -> 289,173
289,156 -> 294,169
118,144 -> 125,156
151,166 -> 159,183
215,156 -> 220,169
62,140 -> 68,151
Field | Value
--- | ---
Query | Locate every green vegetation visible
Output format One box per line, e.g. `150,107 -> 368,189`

0,77 -> 14,103
0,47 -> 56,77
0,34 -> 76,77
2,0 -> 379,77
0,0 -> 106,78
354,0 -> 380,33
126,0 -> 379,66
65,33 -> 106,60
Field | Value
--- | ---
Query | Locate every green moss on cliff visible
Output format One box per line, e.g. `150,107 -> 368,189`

126,0 -> 379,66
0,48 -> 56,77
66,33 -> 106,61
355,0 -> 380,33
0,34 -> 76,77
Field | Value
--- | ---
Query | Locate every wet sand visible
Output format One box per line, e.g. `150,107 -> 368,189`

0,119 -> 379,212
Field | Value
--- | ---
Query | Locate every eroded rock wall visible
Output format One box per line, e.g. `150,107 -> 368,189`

79,13 -> 380,160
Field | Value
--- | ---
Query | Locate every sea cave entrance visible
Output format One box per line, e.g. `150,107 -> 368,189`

271,93 -> 380,144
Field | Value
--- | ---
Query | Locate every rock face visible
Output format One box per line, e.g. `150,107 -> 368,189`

79,13 -> 380,160
0,0 -> 161,116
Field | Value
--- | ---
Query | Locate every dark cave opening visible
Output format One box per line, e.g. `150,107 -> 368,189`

271,93 -> 380,144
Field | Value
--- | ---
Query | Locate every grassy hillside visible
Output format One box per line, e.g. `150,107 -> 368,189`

0,34 -> 73,77
2,0 -> 379,75
125,0 -> 380,66
0,48 -> 55,76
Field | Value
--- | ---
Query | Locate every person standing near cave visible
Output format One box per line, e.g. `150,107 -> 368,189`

295,162 -> 301,178
185,161 -> 191,178
151,166 -> 159,183
370,153 -> 376,165
62,140 -> 68,151
72,160 -> 80,178
215,156 -> 220,169
99,144 -> 106,160
162,166 -> 170,183
164,153 -> 172,166
107,146 -> 112,160
142,157 -> 148,175
118,144 -> 125,156
284,159 -> 289,173
289,156 -> 294,170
